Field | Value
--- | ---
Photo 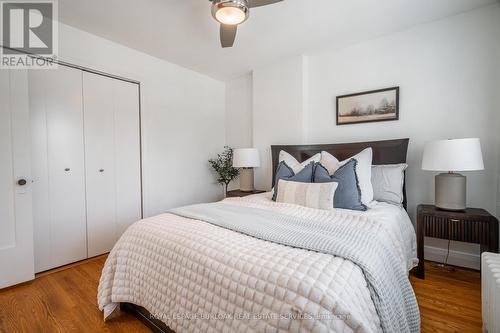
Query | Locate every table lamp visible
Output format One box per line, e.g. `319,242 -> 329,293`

233,148 -> 260,192
422,138 -> 484,211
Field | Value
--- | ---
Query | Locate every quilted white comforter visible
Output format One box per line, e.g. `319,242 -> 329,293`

98,193 -> 418,333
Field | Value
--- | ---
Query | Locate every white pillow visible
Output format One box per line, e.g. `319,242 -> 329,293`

279,150 -> 321,174
320,148 -> 374,205
371,164 -> 408,205
275,179 -> 337,210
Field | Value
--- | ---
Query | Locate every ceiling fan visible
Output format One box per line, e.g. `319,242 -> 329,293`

209,0 -> 284,48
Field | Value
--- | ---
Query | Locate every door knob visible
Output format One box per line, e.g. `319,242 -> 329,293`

65,168 -> 70,172
17,179 -> 27,186
99,169 -> 104,173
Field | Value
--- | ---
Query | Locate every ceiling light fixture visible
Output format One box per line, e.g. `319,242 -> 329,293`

211,0 -> 249,25
209,0 -> 284,48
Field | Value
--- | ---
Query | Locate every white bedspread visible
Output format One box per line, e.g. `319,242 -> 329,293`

98,193 -> 418,333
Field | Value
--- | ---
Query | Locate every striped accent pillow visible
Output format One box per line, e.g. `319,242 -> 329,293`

275,179 -> 338,210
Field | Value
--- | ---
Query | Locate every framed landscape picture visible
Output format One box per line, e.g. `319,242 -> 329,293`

336,87 -> 399,125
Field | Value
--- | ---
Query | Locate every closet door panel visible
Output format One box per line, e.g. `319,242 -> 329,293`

30,67 -> 87,271
83,73 -> 117,257
29,70 -> 50,272
113,79 -> 142,236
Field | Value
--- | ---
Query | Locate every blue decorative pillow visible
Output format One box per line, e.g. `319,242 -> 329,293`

272,161 -> 314,201
313,159 -> 367,211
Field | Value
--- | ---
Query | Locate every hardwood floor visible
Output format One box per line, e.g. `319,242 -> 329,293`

0,256 -> 149,333
410,263 -> 482,333
0,259 -> 481,333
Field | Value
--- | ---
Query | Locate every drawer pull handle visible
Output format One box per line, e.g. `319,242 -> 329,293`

449,219 -> 460,223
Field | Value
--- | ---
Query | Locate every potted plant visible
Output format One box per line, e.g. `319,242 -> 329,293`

209,146 -> 239,196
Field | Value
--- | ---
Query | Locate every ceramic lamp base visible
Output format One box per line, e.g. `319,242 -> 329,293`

435,173 -> 466,211
239,168 -> 254,192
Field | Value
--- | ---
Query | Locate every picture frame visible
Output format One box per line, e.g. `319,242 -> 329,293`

336,87 -> 399,125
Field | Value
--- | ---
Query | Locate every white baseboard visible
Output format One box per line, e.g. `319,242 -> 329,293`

424,245 -> 480,270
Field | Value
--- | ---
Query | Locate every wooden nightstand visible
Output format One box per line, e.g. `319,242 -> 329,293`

415,204 -> 499,279
226,190 -> 266,198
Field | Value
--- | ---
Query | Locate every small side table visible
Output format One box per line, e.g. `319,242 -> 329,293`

415,204 -> 499,279
226,189 -> 266,198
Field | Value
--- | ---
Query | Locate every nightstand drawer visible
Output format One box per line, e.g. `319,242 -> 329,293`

448,218 -> 490,244
422,214 -> 449,239
422,214 -> 490,243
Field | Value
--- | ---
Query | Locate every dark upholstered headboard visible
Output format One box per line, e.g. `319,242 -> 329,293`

271,138 -> 410,209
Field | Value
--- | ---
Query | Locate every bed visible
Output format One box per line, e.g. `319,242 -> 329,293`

98,138 -> 419,333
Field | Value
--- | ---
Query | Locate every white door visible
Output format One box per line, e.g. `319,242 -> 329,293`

29,66 -> 88,272
0,70 -> 35,289
83,72 -> 141,257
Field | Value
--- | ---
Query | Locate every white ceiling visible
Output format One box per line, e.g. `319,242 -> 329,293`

58,0 -> 495,81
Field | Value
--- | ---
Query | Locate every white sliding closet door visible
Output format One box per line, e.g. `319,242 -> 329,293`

82,73 -> 116,258
30,67 -> 88,272
0,70 -> 34,288
83,72 -> 141,257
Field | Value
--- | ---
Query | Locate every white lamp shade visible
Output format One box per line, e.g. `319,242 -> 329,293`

233,148 -> 260,168
422,138 -> 484,172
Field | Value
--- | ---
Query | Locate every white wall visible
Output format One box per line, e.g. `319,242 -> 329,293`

226,74 -> 253,149
253,55 -> 308,190
225,74 -> 253,190
226,4 -> 500,268
497,34 -> 500,219
57,22 -> 226,217
307,5 -> 499,216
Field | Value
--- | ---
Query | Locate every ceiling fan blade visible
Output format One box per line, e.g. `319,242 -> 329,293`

248,0 -> 283,8
220,24 -> 237,48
